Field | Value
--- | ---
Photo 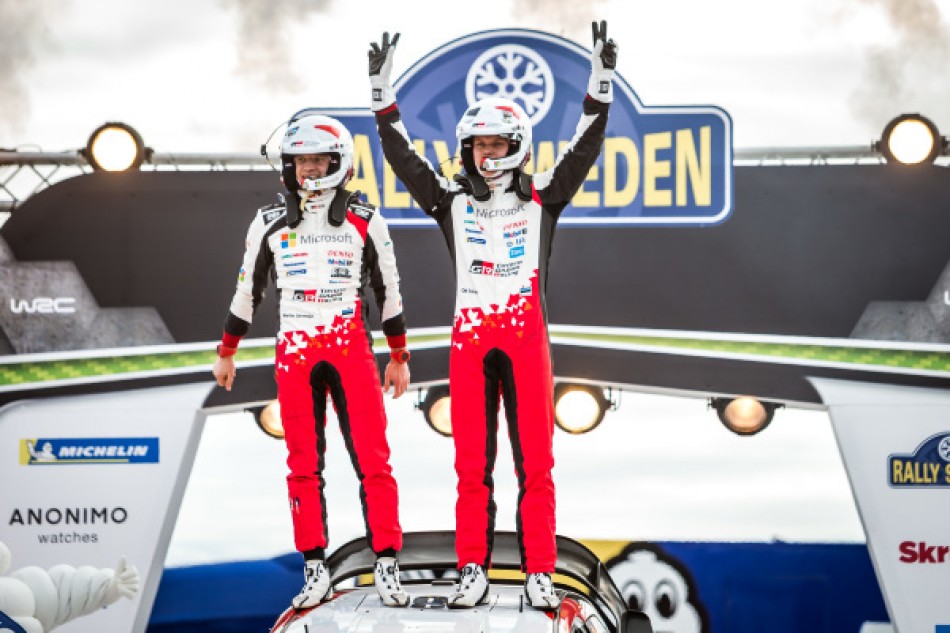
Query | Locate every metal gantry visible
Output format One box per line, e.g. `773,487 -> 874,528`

1,146 -> 947,217
0,150 -> 274,214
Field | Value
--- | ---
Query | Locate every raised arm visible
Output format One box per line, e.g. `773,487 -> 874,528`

534,21 -> 618,211
369,32 -> 455,218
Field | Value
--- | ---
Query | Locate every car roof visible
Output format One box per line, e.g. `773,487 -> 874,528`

277,583 -> 564,633
326,530 -> 626,627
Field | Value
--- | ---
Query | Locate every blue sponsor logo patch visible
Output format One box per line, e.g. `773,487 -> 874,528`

20,438 -> 160,465
287,269 -> 307,276
467,237 -> 486,245
509,246 -> 525,258
889,432 -> 950,487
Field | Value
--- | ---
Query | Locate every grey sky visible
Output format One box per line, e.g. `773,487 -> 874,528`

2,0 -> 948,155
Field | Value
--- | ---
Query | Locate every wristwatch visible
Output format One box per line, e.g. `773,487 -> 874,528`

390,349 -> 410,364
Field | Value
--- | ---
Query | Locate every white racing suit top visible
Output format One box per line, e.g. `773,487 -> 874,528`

374,97 -> 609,331
223,188 -> 406,347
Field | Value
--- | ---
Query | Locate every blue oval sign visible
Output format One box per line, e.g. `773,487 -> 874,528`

309,29 -> 733,227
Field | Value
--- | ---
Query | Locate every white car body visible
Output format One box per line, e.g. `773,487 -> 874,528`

270,531 -> 652,633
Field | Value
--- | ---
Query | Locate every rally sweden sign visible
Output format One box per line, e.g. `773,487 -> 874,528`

310,29 -> 733,227
889,432 -> 950,487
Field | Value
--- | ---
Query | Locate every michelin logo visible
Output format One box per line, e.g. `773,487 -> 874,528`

21,438 -> 160,465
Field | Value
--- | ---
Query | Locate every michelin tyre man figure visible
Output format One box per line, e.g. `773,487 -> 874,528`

0,541 -> 139,633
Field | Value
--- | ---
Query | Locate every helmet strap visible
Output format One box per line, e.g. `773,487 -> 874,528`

456,139 -> 492,201
282,155 -> 305,228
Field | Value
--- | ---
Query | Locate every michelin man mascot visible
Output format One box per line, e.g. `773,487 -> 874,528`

0,541 -> 139,633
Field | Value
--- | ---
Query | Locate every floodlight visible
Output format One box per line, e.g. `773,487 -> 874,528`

83,122 -> 149,172
417,385 -> 452,437
876,114 -> 947,165
553,383 -> 614,434
709,397 -> 782,436
248,400 -> 284,439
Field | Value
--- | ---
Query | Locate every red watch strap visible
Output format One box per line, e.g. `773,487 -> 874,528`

390,349 -> 410,364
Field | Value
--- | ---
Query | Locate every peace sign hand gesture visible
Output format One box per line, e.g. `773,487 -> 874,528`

369,31 -> 400,78
368,32 -> 400,111
588,20 -> 618,103
591,20 -> 618,71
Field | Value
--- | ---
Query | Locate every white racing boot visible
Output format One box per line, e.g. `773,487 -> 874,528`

292,560 -> 332,609
375,557 -> 410,607
448,563 -> 489,608
525,572 -> 559,610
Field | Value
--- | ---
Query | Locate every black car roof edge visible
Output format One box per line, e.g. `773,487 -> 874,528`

326,530 -> 627,626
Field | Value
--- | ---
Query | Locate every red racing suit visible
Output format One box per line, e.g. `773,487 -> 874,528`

220,188 -> 406,557
375,96 -> 609,573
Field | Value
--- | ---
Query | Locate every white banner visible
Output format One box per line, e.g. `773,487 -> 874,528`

810,378 -> 950,633
0,383 -> 212,633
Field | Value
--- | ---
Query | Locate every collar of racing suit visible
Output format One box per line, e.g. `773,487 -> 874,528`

300,188 -> 335,214
482,170 -> 513,195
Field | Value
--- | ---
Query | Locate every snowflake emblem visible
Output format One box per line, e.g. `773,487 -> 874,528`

938,436 -> 950,462
465,44 -> 554,126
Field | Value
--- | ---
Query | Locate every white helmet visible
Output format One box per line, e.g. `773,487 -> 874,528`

281,115 -> 354,192
456,97 -> 532,174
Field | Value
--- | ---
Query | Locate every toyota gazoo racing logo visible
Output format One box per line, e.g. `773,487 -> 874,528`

465,44 -> 554,126
469,259 -> 495,276
468,259 -> 522,277
292,290 -> 318,302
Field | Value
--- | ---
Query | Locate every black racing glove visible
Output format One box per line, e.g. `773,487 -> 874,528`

369,32 -> 400,111
589,20 -> 618,103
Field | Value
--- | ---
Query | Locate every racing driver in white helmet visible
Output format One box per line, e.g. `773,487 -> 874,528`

367,24 -> 617,610
213,113 -> 412,609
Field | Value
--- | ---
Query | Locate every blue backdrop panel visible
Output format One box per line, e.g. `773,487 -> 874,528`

146,543 -> 888,633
